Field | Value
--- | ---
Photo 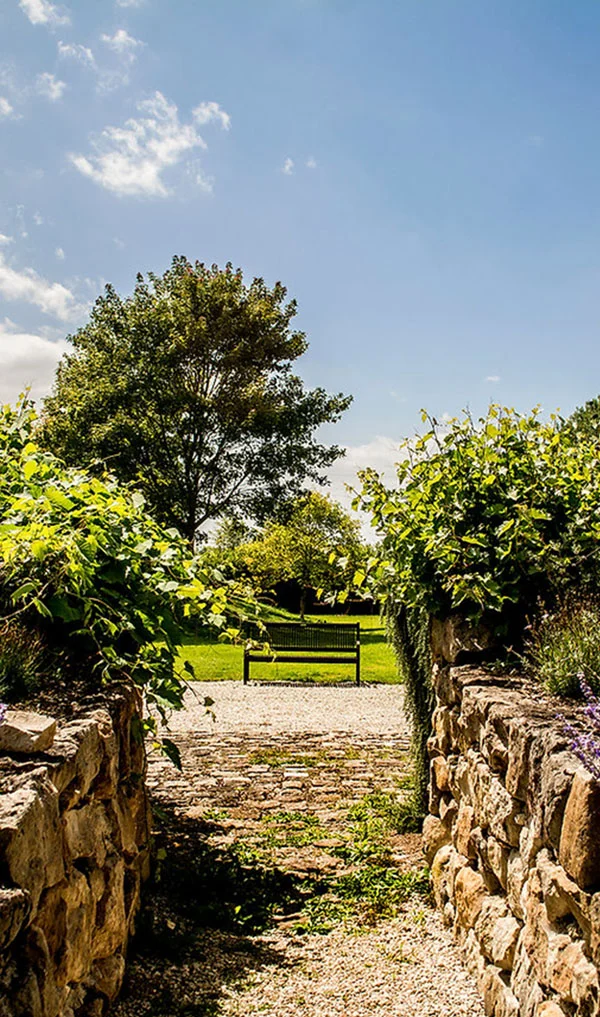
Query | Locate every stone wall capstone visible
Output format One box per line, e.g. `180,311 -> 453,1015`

0,688 -> 150,1017
426,662 -> 600,1017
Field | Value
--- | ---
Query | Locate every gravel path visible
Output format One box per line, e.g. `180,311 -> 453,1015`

112,682 -> 485,1017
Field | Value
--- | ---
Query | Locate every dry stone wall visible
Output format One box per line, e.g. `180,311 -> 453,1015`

425,663 -> 600,1017
0,688 -> 150,1017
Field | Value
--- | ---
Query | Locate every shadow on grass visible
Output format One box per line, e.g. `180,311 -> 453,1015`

112,798 -> 321,1017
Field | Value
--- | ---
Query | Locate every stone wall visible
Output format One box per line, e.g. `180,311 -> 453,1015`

424,663 -> 600,1017
0,688 -> 150,1017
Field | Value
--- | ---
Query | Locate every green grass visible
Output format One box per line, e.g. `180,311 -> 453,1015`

179,611 -> 402,685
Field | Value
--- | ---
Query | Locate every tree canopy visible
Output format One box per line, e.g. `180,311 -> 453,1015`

234,491 -> 366,618
41,257 -> 352,543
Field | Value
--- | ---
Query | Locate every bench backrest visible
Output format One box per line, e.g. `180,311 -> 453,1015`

247,621 -> 359,652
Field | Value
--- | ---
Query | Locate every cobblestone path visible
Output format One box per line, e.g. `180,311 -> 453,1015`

111,682 -> 485,1017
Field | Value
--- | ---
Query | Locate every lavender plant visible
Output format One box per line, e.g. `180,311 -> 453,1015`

0,704 -> 6,725
563,676 -> 600,781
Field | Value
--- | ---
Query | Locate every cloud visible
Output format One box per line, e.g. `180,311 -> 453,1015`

485,375 -> 501,383
58,41 -> 96,69
36,71 -> 67,101
55,246 -> 65,260
318,435 -> 404,541
306,156 -> 317,169
0,252 -> 84,320
19,0 -> 70,27
115,0 -> 144,6
0,319 -> 68,405
69,91 -> 230,198
101,28 -> 144,63
0,97 -> 14,117
193,101 -> 230,130
0,234 -> 13,245
282,157 -> 294,175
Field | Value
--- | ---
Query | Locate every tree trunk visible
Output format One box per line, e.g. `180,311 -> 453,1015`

299,587 -> 306,621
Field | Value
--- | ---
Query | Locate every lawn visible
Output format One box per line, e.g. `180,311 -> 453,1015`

179,612 -> 402,685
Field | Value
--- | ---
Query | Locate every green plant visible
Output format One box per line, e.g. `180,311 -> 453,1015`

0,621 -> 50,702
0,399 -> 252,754
358,406 -> 600,628
525,600 -> 600,697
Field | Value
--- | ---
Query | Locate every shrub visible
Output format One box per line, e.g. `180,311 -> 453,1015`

0,399 -> 251,748
525,600 -> 600,697
0,621 -> 50,702
358,405 -> 600,635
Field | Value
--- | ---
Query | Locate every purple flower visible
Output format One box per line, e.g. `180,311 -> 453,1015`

562,674 -> 600,781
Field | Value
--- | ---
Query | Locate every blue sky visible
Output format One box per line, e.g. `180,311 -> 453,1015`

2,0 -> 600,497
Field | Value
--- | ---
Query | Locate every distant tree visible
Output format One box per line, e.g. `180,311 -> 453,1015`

41,257 -> 352,544
238,492 -> 365,618
569,396 -> 600,442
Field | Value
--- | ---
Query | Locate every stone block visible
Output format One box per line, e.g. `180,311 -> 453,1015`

430,844 -> 453,910
432,754 -> 451,792
454,866 -> 487,928
535,1004 -> 567,1017
422,815 -> 451,865
455,803 -> 478,859
0,887 -> 31,951
559,769 -> 600,891
487,836 -> 510,890
0,778 -> 64,911
482,965 -> 520,1017
0,711 -> 56,754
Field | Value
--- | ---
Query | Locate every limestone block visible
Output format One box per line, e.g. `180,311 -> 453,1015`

455,803 -> 478,860
432,662 -> 461,706
476,894 -> 510,959
431,844 -> 453,908
433,706 -> 460,756
547,935 -> 599,1010
535,850 -> 590,935
519,820 -> 543,871
0,711 -> 56,754
422,815 -> 451,865
535,1004 -> 567,1017
0,778 -> 64,911
461,926 -> 487,982
432,754 -> 451,792
558,769 -> 600,891
511,930 -> 545,1017
431,615 -> 498,665
50,719 -> 105,803
482,964 -> 520,1017
90,953 -> 125,1001
91,858 -> 126,960
507,850 -> 527,921
439,795 -> 458,828
539,748 -> 578,854
487,836 -> 510,890
491,915 -> 521,971
63,801 -> 112,867
455,866 -> 487,928
0,887 -> 31,951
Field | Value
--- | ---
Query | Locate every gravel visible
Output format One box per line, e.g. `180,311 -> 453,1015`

112,680 -> 485,1017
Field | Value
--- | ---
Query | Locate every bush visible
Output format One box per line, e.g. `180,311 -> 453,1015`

0,621 -> 50,702
359,405 -> 600,636
0,399 -> 251,739
525,600 -> 600,697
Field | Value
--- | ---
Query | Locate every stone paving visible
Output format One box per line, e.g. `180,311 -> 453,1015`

111,683 -> 485,1017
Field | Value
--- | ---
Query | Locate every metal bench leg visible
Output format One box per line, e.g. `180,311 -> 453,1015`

243,650 -> 249,684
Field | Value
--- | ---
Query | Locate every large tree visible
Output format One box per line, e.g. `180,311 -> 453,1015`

41,257 -> 352,543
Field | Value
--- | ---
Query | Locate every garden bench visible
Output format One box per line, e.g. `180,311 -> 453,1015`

243,621 -> 361,685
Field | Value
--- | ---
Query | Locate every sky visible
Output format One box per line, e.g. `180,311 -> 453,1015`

2,0 -> 600,510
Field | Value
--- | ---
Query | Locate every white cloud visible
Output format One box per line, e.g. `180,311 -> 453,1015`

113,236 -> 125,248
69,91 -> 231,198
0,97 -> 14,117
485,375 -> 501,383
282,157 -> 294,175
306,156 -> 317,169
58,41 -> 96,69
319,435 -> 404,541
36,71 -> 67,101
33,212 -> 44,226
19,0 -> 70,27
0,234 -> 13,245
55,246 -> 65,260
101,28 -> 144,63
115,0 -> 144,6
193,101 -> 230,130
0,252 -> 84,320
0,319 -> 68,405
